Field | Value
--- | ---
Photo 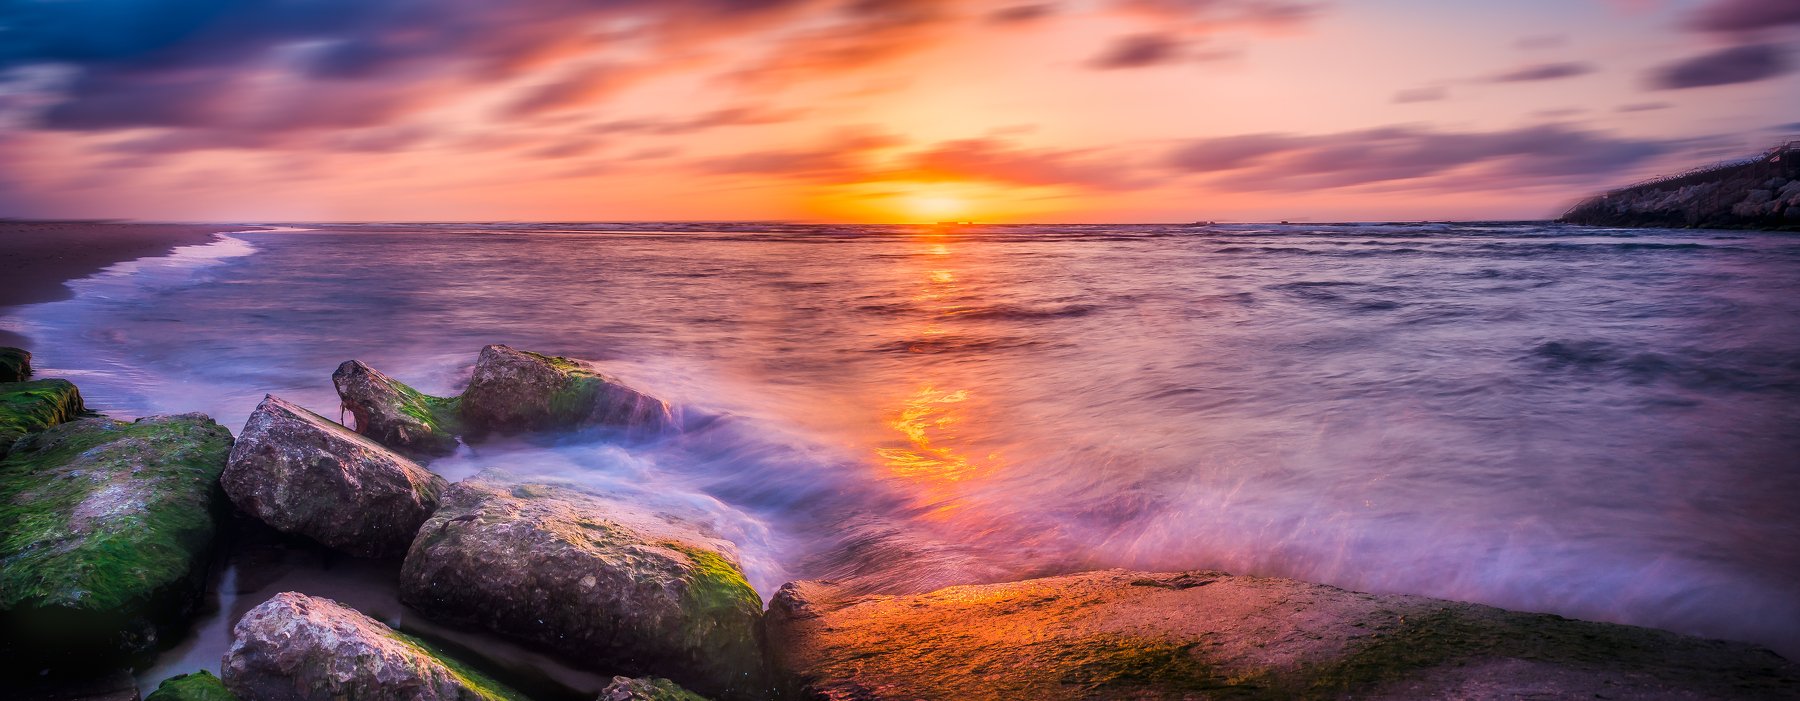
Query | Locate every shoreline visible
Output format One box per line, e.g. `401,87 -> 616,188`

0,220 -> 246,348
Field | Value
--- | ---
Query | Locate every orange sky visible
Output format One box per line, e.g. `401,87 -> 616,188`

0,0 -> 1795,223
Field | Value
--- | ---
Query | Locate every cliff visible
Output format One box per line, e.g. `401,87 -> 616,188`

1560,141 -> 1800,231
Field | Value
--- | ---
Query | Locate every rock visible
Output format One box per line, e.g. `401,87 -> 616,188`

0,378 -> 85,457
0,414 -> 232,659
145,671 -> 237,701
222,591 -> 528,701
597,676 -> 708,701
459,345 -> 674,437
400,475 -> 762,699
766,569 -> 1800,701
0,346 -> 29,382
222,394 -> 447,558
333,359 -> 462,459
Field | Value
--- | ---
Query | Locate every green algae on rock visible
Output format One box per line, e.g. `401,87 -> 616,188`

223,591 -> 530,701
459,344 -> 675,437
334,359 -> 463,459
0,346 -> 30,382
0,413 -> 232,658
400,473 -> 762,699
223,394 -> 448,558
598,676 -> 709,701
0,378 -> 85,457
766,569 -> 1800,701
145,670 -> 239,701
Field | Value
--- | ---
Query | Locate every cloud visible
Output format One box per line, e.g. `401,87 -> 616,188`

1483,62 -> 1596,83
1392,86 -> 1448,103
1166,124 -> 1667,191
1089,33 -> 1189,69
506,63 -> 638,118
989,3 -> 1060,24
726,0 -> 956,86
0,0 -> 828,135
1117,0 -> 1323,30
1686,0 -> 1800,34
1650,43 -> 1792,89
897,137 -> 1144,190
701,129 -> 905,181
1615,101 -> 1672,112
592,105 -> 805,135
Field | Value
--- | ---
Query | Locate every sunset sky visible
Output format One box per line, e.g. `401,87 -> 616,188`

0,0 -> 1795,223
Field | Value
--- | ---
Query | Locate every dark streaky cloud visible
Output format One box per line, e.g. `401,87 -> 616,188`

1090,33 -> 1187,69
1167,124 -> 1666,191
1484,62 -> 1596,83
1686,0 -> 1800,34
1651,44 -> 1791,89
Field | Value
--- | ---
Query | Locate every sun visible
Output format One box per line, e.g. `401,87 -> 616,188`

906,192 -> 969,222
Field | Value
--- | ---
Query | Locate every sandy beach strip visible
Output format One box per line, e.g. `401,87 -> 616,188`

0,220 -> 245,347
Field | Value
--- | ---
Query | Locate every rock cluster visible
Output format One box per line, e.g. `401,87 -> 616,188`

10,342 -> 1800,701
1561,143 -> 1800,230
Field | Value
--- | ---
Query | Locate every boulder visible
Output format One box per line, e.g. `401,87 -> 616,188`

222,394 -> 447,558
766,569 -> 1800,701
0,378 -> 85,457
597,676 -> 707,701
333,359 -> 462,459
459,345 -> 674,437
0,346 -> 29,382
0,414 -> 232,659
145,671 -> 237,701
222,591 -> 528,701
400,475 -> 762,699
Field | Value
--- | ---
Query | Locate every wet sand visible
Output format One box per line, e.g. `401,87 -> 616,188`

0,221 -> 239,347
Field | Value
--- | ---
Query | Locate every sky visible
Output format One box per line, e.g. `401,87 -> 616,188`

0,0 -> 1795,223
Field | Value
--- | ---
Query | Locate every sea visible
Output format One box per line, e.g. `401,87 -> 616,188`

5,221 -> 1798,693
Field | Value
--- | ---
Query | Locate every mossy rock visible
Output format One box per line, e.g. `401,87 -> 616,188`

599,675 -> 709,701
333,359 -> 463,459
0,413 -> 233,661
0,346 -> 29,382
145,670 -> 239,701
459,345 -> 674,438
400,473 -> 762,699
223,591 -> 531,701
0,378 -> 85,457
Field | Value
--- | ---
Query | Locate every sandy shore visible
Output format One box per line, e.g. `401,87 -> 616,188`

0,221 -> 241,347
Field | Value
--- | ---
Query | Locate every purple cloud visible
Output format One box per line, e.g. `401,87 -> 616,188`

1166,124 -> 1667,191
1686,0 -> 1800,34
1089,32 -> 1188,69
989,3 -> 1059,24
1651,44 -> 1792,89
1484,62 -> 1596,83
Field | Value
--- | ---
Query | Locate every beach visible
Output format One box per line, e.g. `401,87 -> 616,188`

0,221 -> 237,346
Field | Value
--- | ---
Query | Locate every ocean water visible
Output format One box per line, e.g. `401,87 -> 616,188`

6,222 -> 1800,685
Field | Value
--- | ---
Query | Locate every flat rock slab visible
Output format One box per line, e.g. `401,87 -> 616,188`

0,378 -> 85,457
0,413 -> 231,660
766,569 -> 1800,701
400,474 -> 763,699
223,394 -> 447,558
223,591 -> 526,701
